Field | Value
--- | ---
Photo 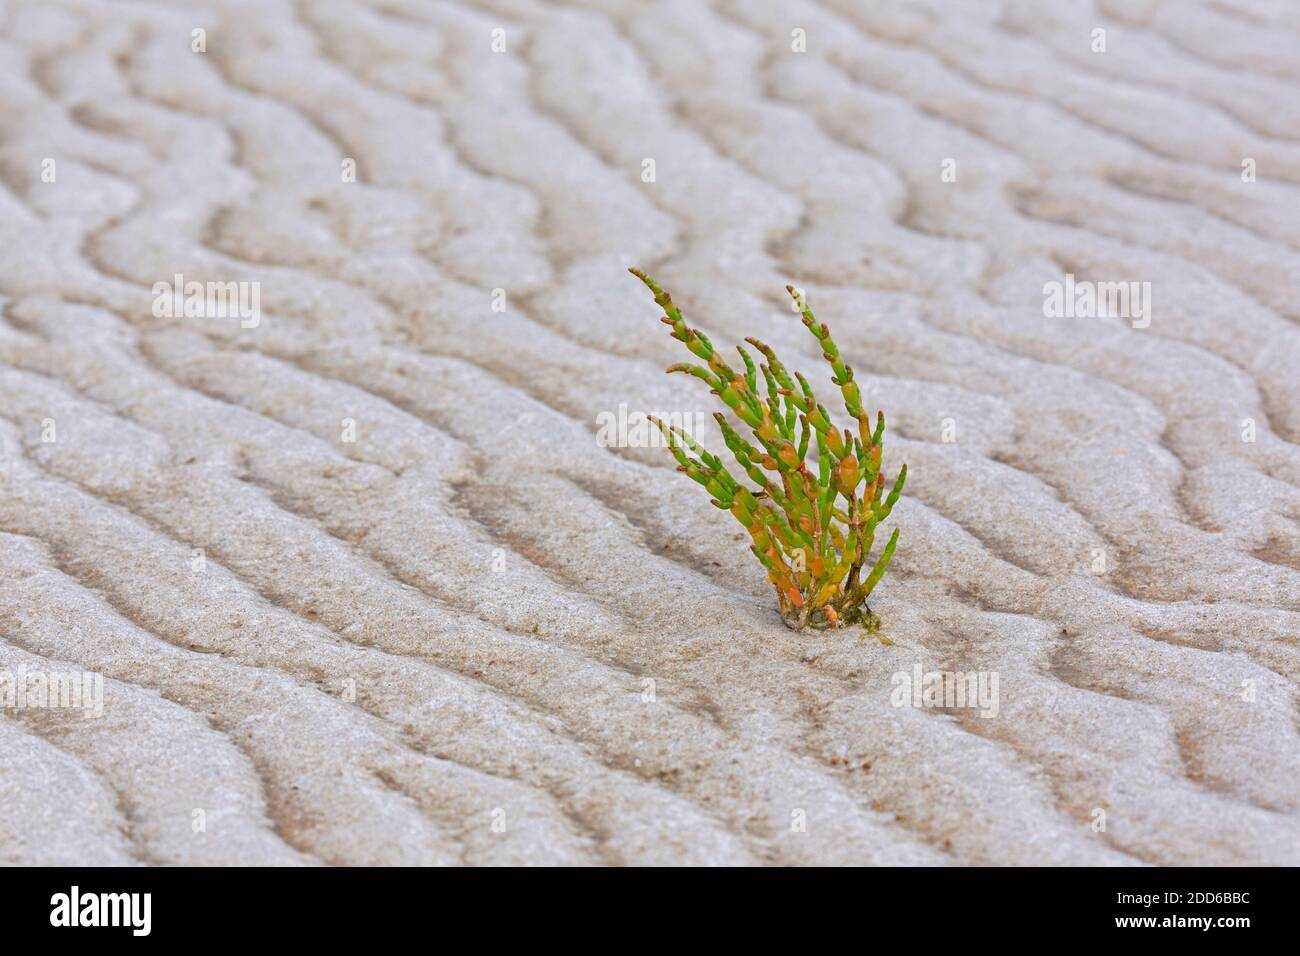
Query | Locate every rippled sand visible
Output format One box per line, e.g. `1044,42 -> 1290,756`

1,0 -> 1298,865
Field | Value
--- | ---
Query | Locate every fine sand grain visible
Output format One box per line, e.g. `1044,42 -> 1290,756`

1,0 -> 1298,865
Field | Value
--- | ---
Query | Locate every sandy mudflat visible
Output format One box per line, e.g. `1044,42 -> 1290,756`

1,0 -> 1298,866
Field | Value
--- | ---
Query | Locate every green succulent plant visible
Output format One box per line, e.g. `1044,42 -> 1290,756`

630,269 -> 906,631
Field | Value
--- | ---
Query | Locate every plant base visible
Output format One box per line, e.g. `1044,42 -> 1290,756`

781,603 -> 881,633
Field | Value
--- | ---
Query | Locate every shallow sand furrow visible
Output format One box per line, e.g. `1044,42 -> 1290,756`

0,707 -> 138,866
0,635 -> 310,865
819,0 -> 1300,183
0,532 -> 451,864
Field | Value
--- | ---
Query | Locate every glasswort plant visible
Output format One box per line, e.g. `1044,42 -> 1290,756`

630,269 -> 907,631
